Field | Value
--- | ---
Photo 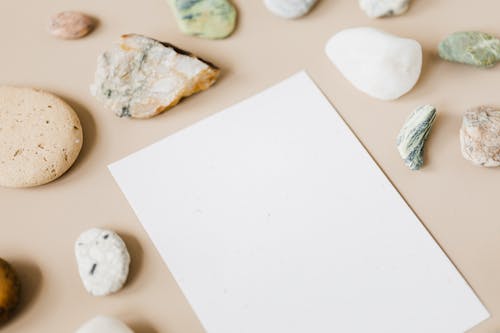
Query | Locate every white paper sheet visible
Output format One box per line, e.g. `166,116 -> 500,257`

109,72 -> 489,333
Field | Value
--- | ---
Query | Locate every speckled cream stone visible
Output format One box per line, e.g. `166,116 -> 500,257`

460,106 -> 500,167
0,258 -> 21,324
90,34 -> 220,119
75,228 -> 130,296
75,316 -> 134,333
48,11 -> 95,39
264,0 -> 318,19
0,87 -> 83,188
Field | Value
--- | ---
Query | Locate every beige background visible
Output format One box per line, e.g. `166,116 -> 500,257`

0,0 -> 499,332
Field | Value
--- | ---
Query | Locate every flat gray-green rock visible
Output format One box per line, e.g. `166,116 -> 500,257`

264,0 -> 318,19
168,0 -> 237,39
460,106 -> 500,167
438,31 -> 500,68
359,0 -> 410,18
397,105 -> 437,170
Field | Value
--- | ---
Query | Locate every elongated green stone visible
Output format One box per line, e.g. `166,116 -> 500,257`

168,0 -> 237,39
438,31 -> 500,68
397,105 -> 437,170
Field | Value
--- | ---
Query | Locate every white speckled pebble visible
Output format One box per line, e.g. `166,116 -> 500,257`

75,316 -> 134,333
359,0 -> 410,18
264,0 -> 318,19
75,228 -> 130,296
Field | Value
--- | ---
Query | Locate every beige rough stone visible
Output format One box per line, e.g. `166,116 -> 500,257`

90,34 -> 220,119
460,106 -> 500,167
0,86 -> 83,188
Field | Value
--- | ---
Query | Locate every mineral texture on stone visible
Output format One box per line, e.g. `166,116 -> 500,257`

90,34 -> 220,119
75,228 -> 130,296
264,0 -> 318,19
460,106 -> 500,167
75,316 -> 135,333
358,0 -> 410,18
325,27 -> 422,100
397,105 -> 437,170
168,0 -> 237,39
438,31 -> 500,68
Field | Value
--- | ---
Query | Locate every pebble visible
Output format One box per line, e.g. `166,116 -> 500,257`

0,86 -> 83,188
48,11 -> 95,39
91,34 -> 220,119
264,0 -> 318,19
75,228 -> 130,296
358,0 -> 410,18
167,0 -> 237,39
325,27 -> 422,100
75,316 -> 134,333
0,258 -> 21,324
397,105 -> 437,170
438,31 -> 500,68
460,106 -> 500,167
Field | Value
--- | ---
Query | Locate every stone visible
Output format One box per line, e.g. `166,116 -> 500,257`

358,0 -> 410,18
0,258 -> 21,324
0,87 -> 83,188
397,105 -> 437,170
460,106 -> 500,167
264,0 -> 318,19
90,34 -> 220,119
75,316 -> 134,333
168,0 -> 237,39
438,31 -> 500,68
48,11 -> 95,39
325,27 -> 422,100
75,228 -> 130,296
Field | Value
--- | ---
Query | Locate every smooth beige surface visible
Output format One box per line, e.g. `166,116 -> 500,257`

0,0 -> 499,332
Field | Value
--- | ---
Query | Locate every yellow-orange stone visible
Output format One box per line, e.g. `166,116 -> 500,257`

0,258 -> 20,324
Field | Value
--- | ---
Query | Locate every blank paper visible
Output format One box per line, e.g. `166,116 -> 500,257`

109,72 -> 488,333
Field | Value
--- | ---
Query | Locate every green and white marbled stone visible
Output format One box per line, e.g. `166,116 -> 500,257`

397,105 -> 437,170
168,0 -> 237,39
438,31 -> 500,68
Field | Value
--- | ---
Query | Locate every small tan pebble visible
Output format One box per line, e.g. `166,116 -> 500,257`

0,258 -> 21,325
48,11 -> 95,39
0,86 -> 83,188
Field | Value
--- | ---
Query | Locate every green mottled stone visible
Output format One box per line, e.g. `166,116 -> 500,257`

438,31 -> 500,68
168,0 -> 237,39
397,105 -> 437,171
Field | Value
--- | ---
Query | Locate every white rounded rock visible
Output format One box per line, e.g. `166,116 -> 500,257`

325,27 -> 422,101
75,316 -> 134,333
264,0 -> 318,19
359,0 -> 411,18
75,228 -> 130,296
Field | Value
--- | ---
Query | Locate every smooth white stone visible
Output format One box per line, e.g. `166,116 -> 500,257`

264,0 -> 318,19
359,0 -> 410,18
325,27 -> 422,101
75,316 -> 134,333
